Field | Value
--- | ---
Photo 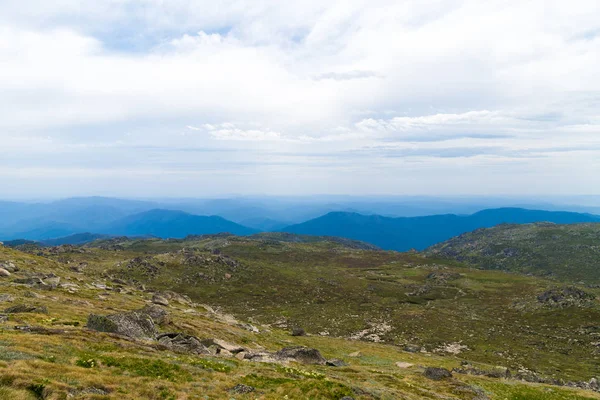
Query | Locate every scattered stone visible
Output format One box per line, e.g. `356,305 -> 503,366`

276,346 -> 327,365
424,367 -> 453,381
235,351 -> 246,360
86,311 -> 156,340
348,351 -> 362,357
0,315 -> 7,322
23,291 -> 44,299
152,293 -> 170,306
157,332 -> 210,354
395,362 -> 414,369
13,325 -> 66,335
4,304 -> 48,314
291,327 -> 306,336
326,359 -> 348,367
229,384 -> 255,394
0,268 -> 11,277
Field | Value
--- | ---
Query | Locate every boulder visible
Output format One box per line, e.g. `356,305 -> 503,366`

152,294 -> 169,306
157,332 -> 210,354
201,338 -> 245,354
0,262 -> 18,272
86,311 -> 156,340
396,362 -> 414,369
291,327 -> 306,336
4,304 -> 48,314
139,305 -> 170,325
276,346 -> 327,365
424,367 -> 453,380
326,359 -> 348,367
0,268 -> 11,277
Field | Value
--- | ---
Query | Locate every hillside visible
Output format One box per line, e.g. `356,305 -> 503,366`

99,209 -> 258,238
282,208 -> 600,251
426,223 -> 600,284
1,235 -> 600,398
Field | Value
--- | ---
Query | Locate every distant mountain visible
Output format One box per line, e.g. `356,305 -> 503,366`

100,209 -> 258,238
40,233 -> 111,246
282,208 -> 600,251
426,223 -> 600,283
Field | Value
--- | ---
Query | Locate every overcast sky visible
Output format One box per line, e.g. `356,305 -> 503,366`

1,0 -> 599,198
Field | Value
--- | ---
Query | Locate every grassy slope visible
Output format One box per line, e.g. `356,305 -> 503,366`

0,238 -> 599,399
426,223 -> 600,283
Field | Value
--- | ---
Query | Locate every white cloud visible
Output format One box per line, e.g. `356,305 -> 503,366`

0,0 -> 599,196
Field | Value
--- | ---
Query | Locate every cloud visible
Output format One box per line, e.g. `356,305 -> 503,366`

0,1 -> 599,196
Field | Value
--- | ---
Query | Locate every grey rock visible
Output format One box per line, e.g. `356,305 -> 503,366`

424,367 -> 453,380
0,294 -> 15,302
229,384 -> 255,394
4,304 -> 48,314
0,268 -> 11,277
276,346 -> 327,365
291,327 -> 306,336
152,294 -> 169,306
326,359 -> 348,367
139,304 -> 170,325
157,332 -> 210,354
86,311 -> 156,340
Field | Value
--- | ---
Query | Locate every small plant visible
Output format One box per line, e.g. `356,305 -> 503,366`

75,358 -> 97,368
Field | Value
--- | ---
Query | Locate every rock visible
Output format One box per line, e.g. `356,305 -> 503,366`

157,332 -> 210,354
589,378 -> 598,390
276,346 -> 327,365
220,349 -> 233,357
424,367 -> 452,380
4,304 -> 48,314
426,271 -> 461,284
395,362 -> 414,369
340,397 -> 355,400
235,351 -> 246,360
237,322 -> 260,333
138,305 -> 170,325
537,286 -> 595,307
86,311 -> 156,340
348,351 -> 362,357
13,277 -> 44,286
45,276 -> 61,286
152,294 -> 169,306
0,262 -> 18,272
291,327 -> 306,336
403,344 -> 421,353
0,315 -> 8,322
0,268 -> 11,277
201,338 -> 245,354
326,359 -> 348,367
0,294 -> 15,302
229,384 -> 254,394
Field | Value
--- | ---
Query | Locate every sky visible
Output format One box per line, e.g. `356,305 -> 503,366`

1,0 -> 600,198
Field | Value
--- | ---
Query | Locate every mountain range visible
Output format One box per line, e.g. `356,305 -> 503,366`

2,198 -> 599,251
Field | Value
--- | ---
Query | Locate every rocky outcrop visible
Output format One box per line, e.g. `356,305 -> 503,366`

537,286 -> 595,307
138,304 -> 170,325
151,294 -> 169,306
